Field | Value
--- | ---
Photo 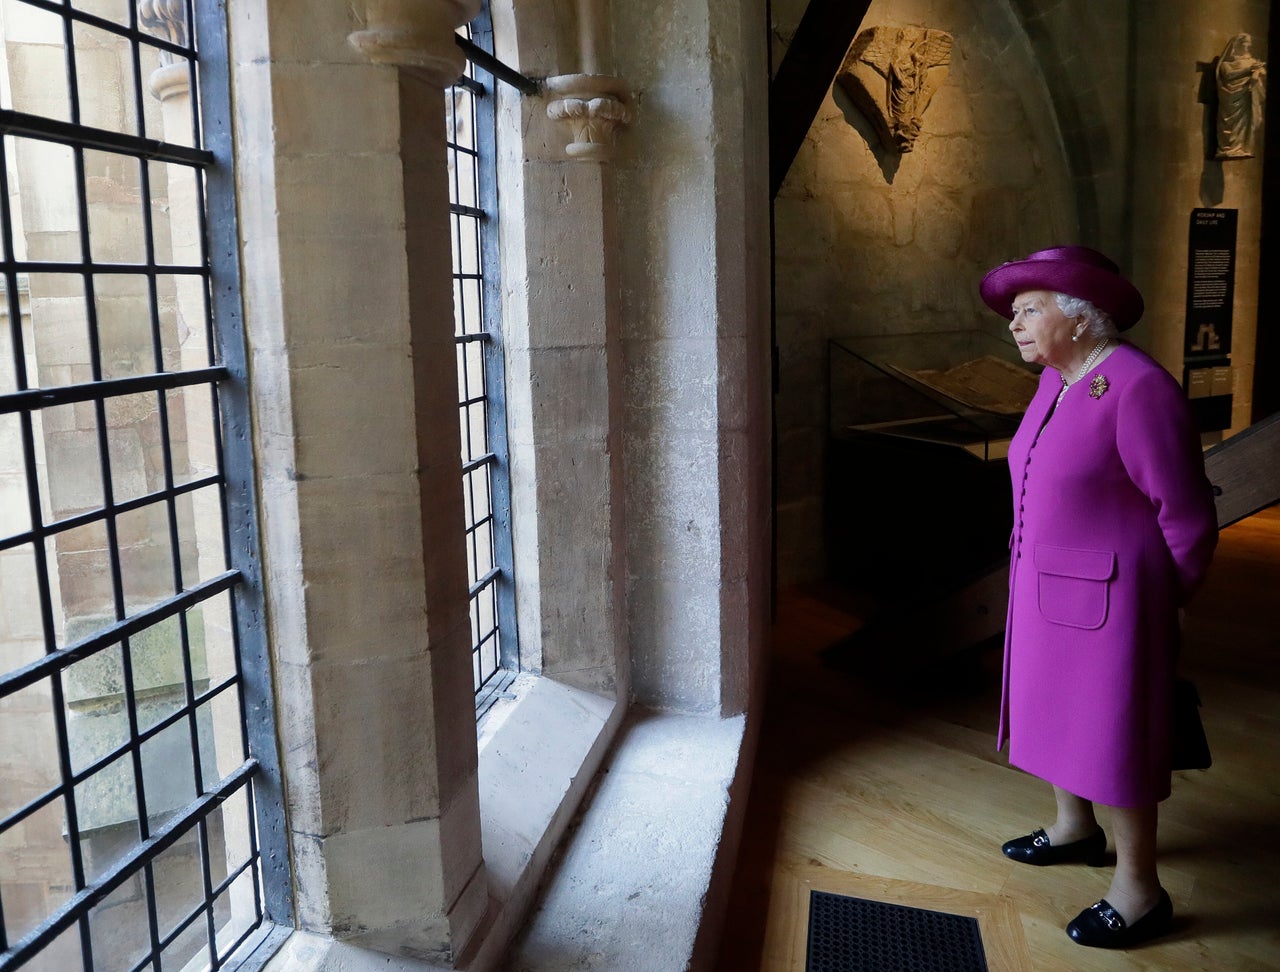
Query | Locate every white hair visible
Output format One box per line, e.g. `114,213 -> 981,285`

1053,293 -> 1120,340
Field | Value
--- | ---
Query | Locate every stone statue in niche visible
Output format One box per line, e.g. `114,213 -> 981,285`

1215,32 -> 1266,159
837,26 -> 953,153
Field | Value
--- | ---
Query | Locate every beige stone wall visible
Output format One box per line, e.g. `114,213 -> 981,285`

613,0 -> 772,713
1127,0 -> 1270,432
772,0 -> 1076,583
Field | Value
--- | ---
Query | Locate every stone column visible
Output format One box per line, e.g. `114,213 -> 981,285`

229,0 -> 486,964
496,0 -> 631,695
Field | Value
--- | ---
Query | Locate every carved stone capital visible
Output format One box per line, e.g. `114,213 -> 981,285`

348,0 -> 481,86
146,61 -> 189,102
545,74 -> 633,161
138,0 -> 186,64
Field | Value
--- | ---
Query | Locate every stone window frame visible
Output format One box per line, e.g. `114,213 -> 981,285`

219,0 -> 633,959
461,1 -> 633,959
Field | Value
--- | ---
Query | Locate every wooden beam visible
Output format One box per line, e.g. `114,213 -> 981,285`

768,0 -> 870,198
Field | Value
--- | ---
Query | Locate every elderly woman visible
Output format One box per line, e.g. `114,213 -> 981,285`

979,246 -> 1218,948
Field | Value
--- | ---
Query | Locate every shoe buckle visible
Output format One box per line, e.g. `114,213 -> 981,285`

1032,832 -> 1050,848
1093,904 -> 1123,931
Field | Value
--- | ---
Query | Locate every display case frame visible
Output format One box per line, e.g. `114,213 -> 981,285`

828,330 -> 1040,461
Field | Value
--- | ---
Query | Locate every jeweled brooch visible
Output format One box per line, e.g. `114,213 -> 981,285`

1089,374 -> 1109,399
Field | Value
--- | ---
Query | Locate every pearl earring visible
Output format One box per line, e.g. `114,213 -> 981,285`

1072,334 -> 1079,342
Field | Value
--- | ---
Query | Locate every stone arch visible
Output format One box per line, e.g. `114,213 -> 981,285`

1004,0 -> 1132,256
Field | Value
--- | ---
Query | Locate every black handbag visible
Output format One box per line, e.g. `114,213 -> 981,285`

1171,677 -> 1212,770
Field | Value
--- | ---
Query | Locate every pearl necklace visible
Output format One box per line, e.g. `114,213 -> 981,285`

1056,337 -> 1109,405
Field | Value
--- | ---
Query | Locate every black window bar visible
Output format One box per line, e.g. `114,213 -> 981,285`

0,1 -> 289,970
447,13 -> 530,716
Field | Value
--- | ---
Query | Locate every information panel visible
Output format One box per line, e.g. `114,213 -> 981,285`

1184,208 -> 1236,431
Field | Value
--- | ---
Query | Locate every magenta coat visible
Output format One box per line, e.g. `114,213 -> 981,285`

999,343 -> 1218,807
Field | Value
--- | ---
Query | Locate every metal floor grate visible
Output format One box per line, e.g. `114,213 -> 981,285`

806,890 -> 989,972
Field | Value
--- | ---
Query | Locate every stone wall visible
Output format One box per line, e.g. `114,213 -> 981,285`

1128,0 -> 1270,429
771,0 -> 1076,583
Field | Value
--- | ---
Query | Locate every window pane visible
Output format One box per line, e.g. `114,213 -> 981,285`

0,795 -> 78,946
0,280 -> 21,395
49,521 -> 114,647
0,413 -> 34,537
40,402 -> 104,521
455,277 -> 483,336
140,718 -> 197,828
149,162 -> 204,267
72,22 -> 141,138
95,274 -> 156,379
151,830 -> 210,953
152,273 -> 185,370
163,935 -> 210,972
195,686 -> 245,785
88,879 -> 152,972
182,483 -> 229,585
128,615 -> 188,736
75,749 -> 139,863
452,213 -> 480,276
218,788 -> 253,874
63,642 -> 130,775
105,392 -> 164,506
0,680 -> 61,821
166,384 -> 217,486
22,924 -> 83,972
470,518 -> 494,576
1,4 -> 71,122
8,139 -> 82,264
117,502 -> 176,611
211,866 -> 259,964
26,273 -> 92,383
72,0 -> 133,27
0,542 -> 44,666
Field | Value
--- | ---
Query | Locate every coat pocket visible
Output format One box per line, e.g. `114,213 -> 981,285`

1034,544 -> 1116,630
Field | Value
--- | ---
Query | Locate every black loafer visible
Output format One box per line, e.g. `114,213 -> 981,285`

1001,827 -> 1106,866
1067,889 -> 1173,948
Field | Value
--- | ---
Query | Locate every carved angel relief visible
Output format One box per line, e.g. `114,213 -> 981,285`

837,26 -> 953,153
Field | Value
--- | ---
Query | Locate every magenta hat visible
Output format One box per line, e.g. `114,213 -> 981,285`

980,245 -> 1144,330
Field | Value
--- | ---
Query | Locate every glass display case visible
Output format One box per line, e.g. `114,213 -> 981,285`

825,330 -> 1036,594
828,329 -> 1040,461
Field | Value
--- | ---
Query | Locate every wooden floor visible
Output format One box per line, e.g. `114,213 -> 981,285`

715,505 -> 1280,971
